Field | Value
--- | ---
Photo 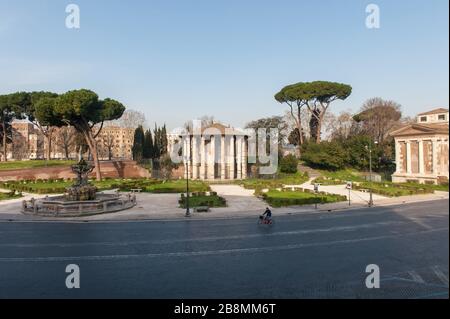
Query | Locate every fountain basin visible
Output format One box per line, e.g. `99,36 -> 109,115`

21,193 -> 136,217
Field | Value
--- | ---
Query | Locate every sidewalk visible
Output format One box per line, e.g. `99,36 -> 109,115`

0,187 -> 447,222
285,178 -> 389,204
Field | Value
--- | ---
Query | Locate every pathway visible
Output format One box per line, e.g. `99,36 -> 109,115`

298,163 -> 321,179
209,184 -> 267,213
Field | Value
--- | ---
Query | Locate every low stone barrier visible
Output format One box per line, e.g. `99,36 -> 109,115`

21,193 -> 137,217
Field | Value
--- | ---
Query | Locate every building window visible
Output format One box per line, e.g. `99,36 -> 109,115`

438,114 -> 446,121
420,116 -> 427,122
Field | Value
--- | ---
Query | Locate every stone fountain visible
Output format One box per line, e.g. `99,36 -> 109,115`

21,159 -> 136,217
66,159 -> 97,201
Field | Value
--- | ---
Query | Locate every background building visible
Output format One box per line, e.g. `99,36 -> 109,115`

7,121 -> 44,160
8,122 -> 134,161
97,126 -> 135,160
390,108 -> 449,184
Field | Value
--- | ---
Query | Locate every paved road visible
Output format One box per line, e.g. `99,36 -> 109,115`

0,200 -> 448,298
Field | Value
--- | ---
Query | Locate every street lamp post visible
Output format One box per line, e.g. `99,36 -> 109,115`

368,145 -> 373,207
185,161 -> 190,216
184,155 -> 191,217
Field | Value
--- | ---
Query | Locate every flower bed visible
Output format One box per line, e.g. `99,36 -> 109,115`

239,172 -> 309,196
262,189 -> 347,207
179,192 -> 226,208
0,178 -> 210,194
0,190 -> 22,201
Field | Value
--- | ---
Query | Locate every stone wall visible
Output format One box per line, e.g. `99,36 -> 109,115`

0,160 -> 150,181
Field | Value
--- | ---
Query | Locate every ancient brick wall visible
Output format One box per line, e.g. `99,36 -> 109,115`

0,160 -> 150,181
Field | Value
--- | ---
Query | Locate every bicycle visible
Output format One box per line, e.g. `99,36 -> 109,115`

258,215 -> 274,225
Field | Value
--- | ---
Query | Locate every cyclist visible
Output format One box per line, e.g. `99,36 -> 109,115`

262,207 -> 272,223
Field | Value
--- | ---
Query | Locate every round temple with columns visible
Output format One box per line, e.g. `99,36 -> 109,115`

168,123 -> 249,180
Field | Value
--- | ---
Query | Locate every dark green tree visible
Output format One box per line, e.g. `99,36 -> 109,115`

143,129 -> 154,159
132,125 -> 145,162
29,92 -> 62,160
301,141 -> 348,170
0,92 -> 30,161
161,124 -> 168,155
279,154 -> 298,174
36,89 -> 125,180
343,135 -> 387,172
275,81 -> 352,144
288,128 -> 301,146
153,124 -> 162,158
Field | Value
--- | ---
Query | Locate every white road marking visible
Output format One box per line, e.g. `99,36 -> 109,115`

431,265 -> 449,287
404,217 -> 433,230
0,220 -> 406,248
0,227 -> 447,263
407,271 -> 425,284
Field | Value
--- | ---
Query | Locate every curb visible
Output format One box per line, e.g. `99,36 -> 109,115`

0,196 -> 447,224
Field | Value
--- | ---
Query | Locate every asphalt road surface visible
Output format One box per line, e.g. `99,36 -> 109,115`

0,200 -> 448,298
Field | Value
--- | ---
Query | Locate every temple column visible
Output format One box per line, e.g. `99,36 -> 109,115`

236,136 -> 242,179
208,136 -> 215,180
406,140 -> 412,174
220,135 -> 226,180
192,135 -> 199,179
229,136 -> 235,180
200,136 -> 206,180
395,139 -> 401,173
241,137 -> 247,179
418,139 -> 424,175
187,136 -> 192,179
432,139 -> 438,176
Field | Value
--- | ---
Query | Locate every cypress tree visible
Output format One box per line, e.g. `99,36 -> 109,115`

153,124 -> 162,158
161,124 -> 168,155
132,125 -> 145,162
143,129 -> 154,159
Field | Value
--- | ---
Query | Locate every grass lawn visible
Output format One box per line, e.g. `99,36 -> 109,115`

139,180 -> 210,193
0,160 -> 76,171
0,191 -> 22,201
354,181 -> 448,197
315,169 -> 366,185
263,190 -> 347,207
314,168 -> 448,196
239,172 -> 310,190
179,194 -> 226,208
0,178 -> 210,194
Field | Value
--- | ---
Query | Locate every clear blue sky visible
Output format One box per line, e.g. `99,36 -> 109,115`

0,0 -> 448,129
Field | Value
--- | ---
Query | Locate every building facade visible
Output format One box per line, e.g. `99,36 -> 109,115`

7,121 -> 44,160
8,122 -> 134,161
390,108 -> 449,184
168,123 -> 249,180
97,126 -> 135,160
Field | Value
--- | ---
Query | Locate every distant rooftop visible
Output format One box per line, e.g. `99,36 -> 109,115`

417,108 -> 449,116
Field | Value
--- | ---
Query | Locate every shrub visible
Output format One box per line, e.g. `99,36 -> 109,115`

178,194 -> 226,208
279,154 -> 298,174
301,141 -> 347,170
262,192 -> 346,207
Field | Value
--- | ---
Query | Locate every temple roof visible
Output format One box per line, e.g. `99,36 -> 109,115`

200,123 -> 244,135
169,122 -> 248,137
390,122 -> 449,137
